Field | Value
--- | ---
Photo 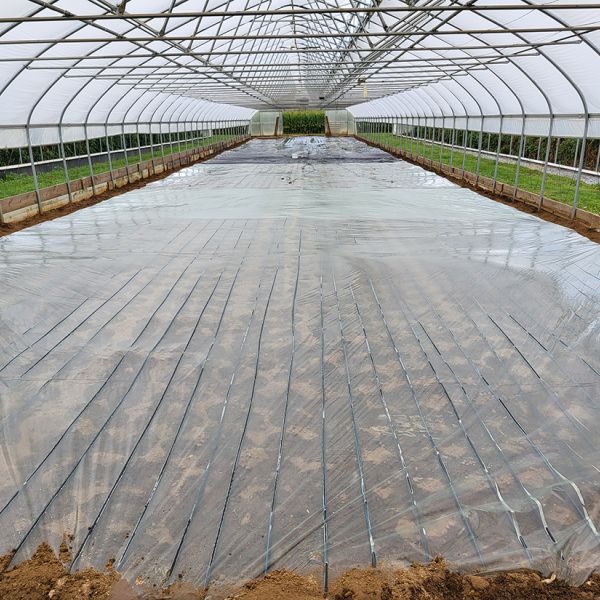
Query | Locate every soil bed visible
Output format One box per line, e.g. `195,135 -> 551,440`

1,544 -> 599,600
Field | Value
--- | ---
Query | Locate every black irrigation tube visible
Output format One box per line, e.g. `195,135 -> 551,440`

114,233 -> 252,570
0,218 -> 220,380
331,270 -> 377,569
479,313 -> 600,536
70,259 -> 245,570
5,270 -> 225,567
0,269 -> 141,376
166,220 -> 285,583
5,296 -> 89,363
483,311 -> 597,454
366,278 -> 485,567
0,219 -> 224,431
408,282 -> 599,542
0,250 -> 211,520
318,271 -> 329,594
49,219 -> 229,383
507,312 -> 599,431
264,229 -> 302,573
374,274 -> 532,560
17,268 -> 144,378
50,253 -> 196,382
397,310 -> 531,562
348,284 -> 432,562
410,293 -> 560,551
202,265 -> 280,588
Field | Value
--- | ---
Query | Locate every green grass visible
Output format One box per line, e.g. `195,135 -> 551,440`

359,132 -> 600,215
0,134 -> 238,200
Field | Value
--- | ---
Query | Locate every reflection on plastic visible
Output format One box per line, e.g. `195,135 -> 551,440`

0,138 -> 599,590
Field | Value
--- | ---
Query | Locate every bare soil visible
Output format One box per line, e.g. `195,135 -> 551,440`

1,544 -> 599,600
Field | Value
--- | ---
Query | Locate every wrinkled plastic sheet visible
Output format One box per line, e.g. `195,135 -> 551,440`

0,137 -> 599,589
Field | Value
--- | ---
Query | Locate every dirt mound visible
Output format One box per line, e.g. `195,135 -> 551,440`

329,559 -> 600,600
1,544 -> 599,600
0,542 -> 116,600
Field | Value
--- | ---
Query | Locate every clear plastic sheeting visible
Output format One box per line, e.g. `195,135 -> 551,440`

0,138 -> 599,590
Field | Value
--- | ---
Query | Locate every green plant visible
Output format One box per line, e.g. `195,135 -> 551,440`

282,111 -> 325,134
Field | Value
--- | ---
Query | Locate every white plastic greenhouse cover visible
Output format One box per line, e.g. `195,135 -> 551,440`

1,1 -> 600,148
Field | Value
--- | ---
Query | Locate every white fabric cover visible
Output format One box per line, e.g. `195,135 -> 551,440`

0,1 -> 599,146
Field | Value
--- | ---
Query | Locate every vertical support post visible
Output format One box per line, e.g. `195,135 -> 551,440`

177,120 -> 182,157
513,129 -> 526,201
572,114 -> 590,216
539,115 -> 554,208
105,124 -> 115,188
58,125 -> 73,203
84,123 -> 97,196
475,121 -> 484,183
26,125 -> 42,216
160,122 -> 166,170
121,123 -> 130,185
461,117 -> 469,178
169,122 -> 175,160
440,122 -> 445,165
450,116 -> 456,167
430,120 -> 435,162
136,122 -> 143,165
149,123 -> 155,168
493,116 -> 504,194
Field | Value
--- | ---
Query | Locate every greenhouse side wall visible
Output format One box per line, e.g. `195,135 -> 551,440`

0,121 -> 251,225
354,116 -> 600,229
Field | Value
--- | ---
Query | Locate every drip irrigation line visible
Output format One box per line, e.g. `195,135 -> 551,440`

264,229 -> 302,573
366,278 -> 484,567
416,299 -> 560,549
114,238 -> 254,570
0,353 -> 125,520
507,312 -> 600,416
480,313 -> 600,537
50,254 -> 194,382
163,221 -> 194,248
49,219 -> 230,384
410,317 -> 532,562
375,270 -> 530,558
70,261 -> 243,570
5,270 -> 225,567
0,244 -> 221,521
332,271 -> 377,569
0,296 -> 89,372
406,279 -> 598,545
484,313 -> 595,448
165,220 -> 285,583
349,284 -> 432,562
0,221 -> 224,432
493,312 -> 596,440
203,265 -> 280,588
1,219 -> 218,382
0,270 -> 142,376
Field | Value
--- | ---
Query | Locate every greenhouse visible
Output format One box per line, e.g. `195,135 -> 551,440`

0,1 -> 599,599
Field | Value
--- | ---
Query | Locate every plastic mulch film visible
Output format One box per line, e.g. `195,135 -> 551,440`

0,137 -> 599,590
